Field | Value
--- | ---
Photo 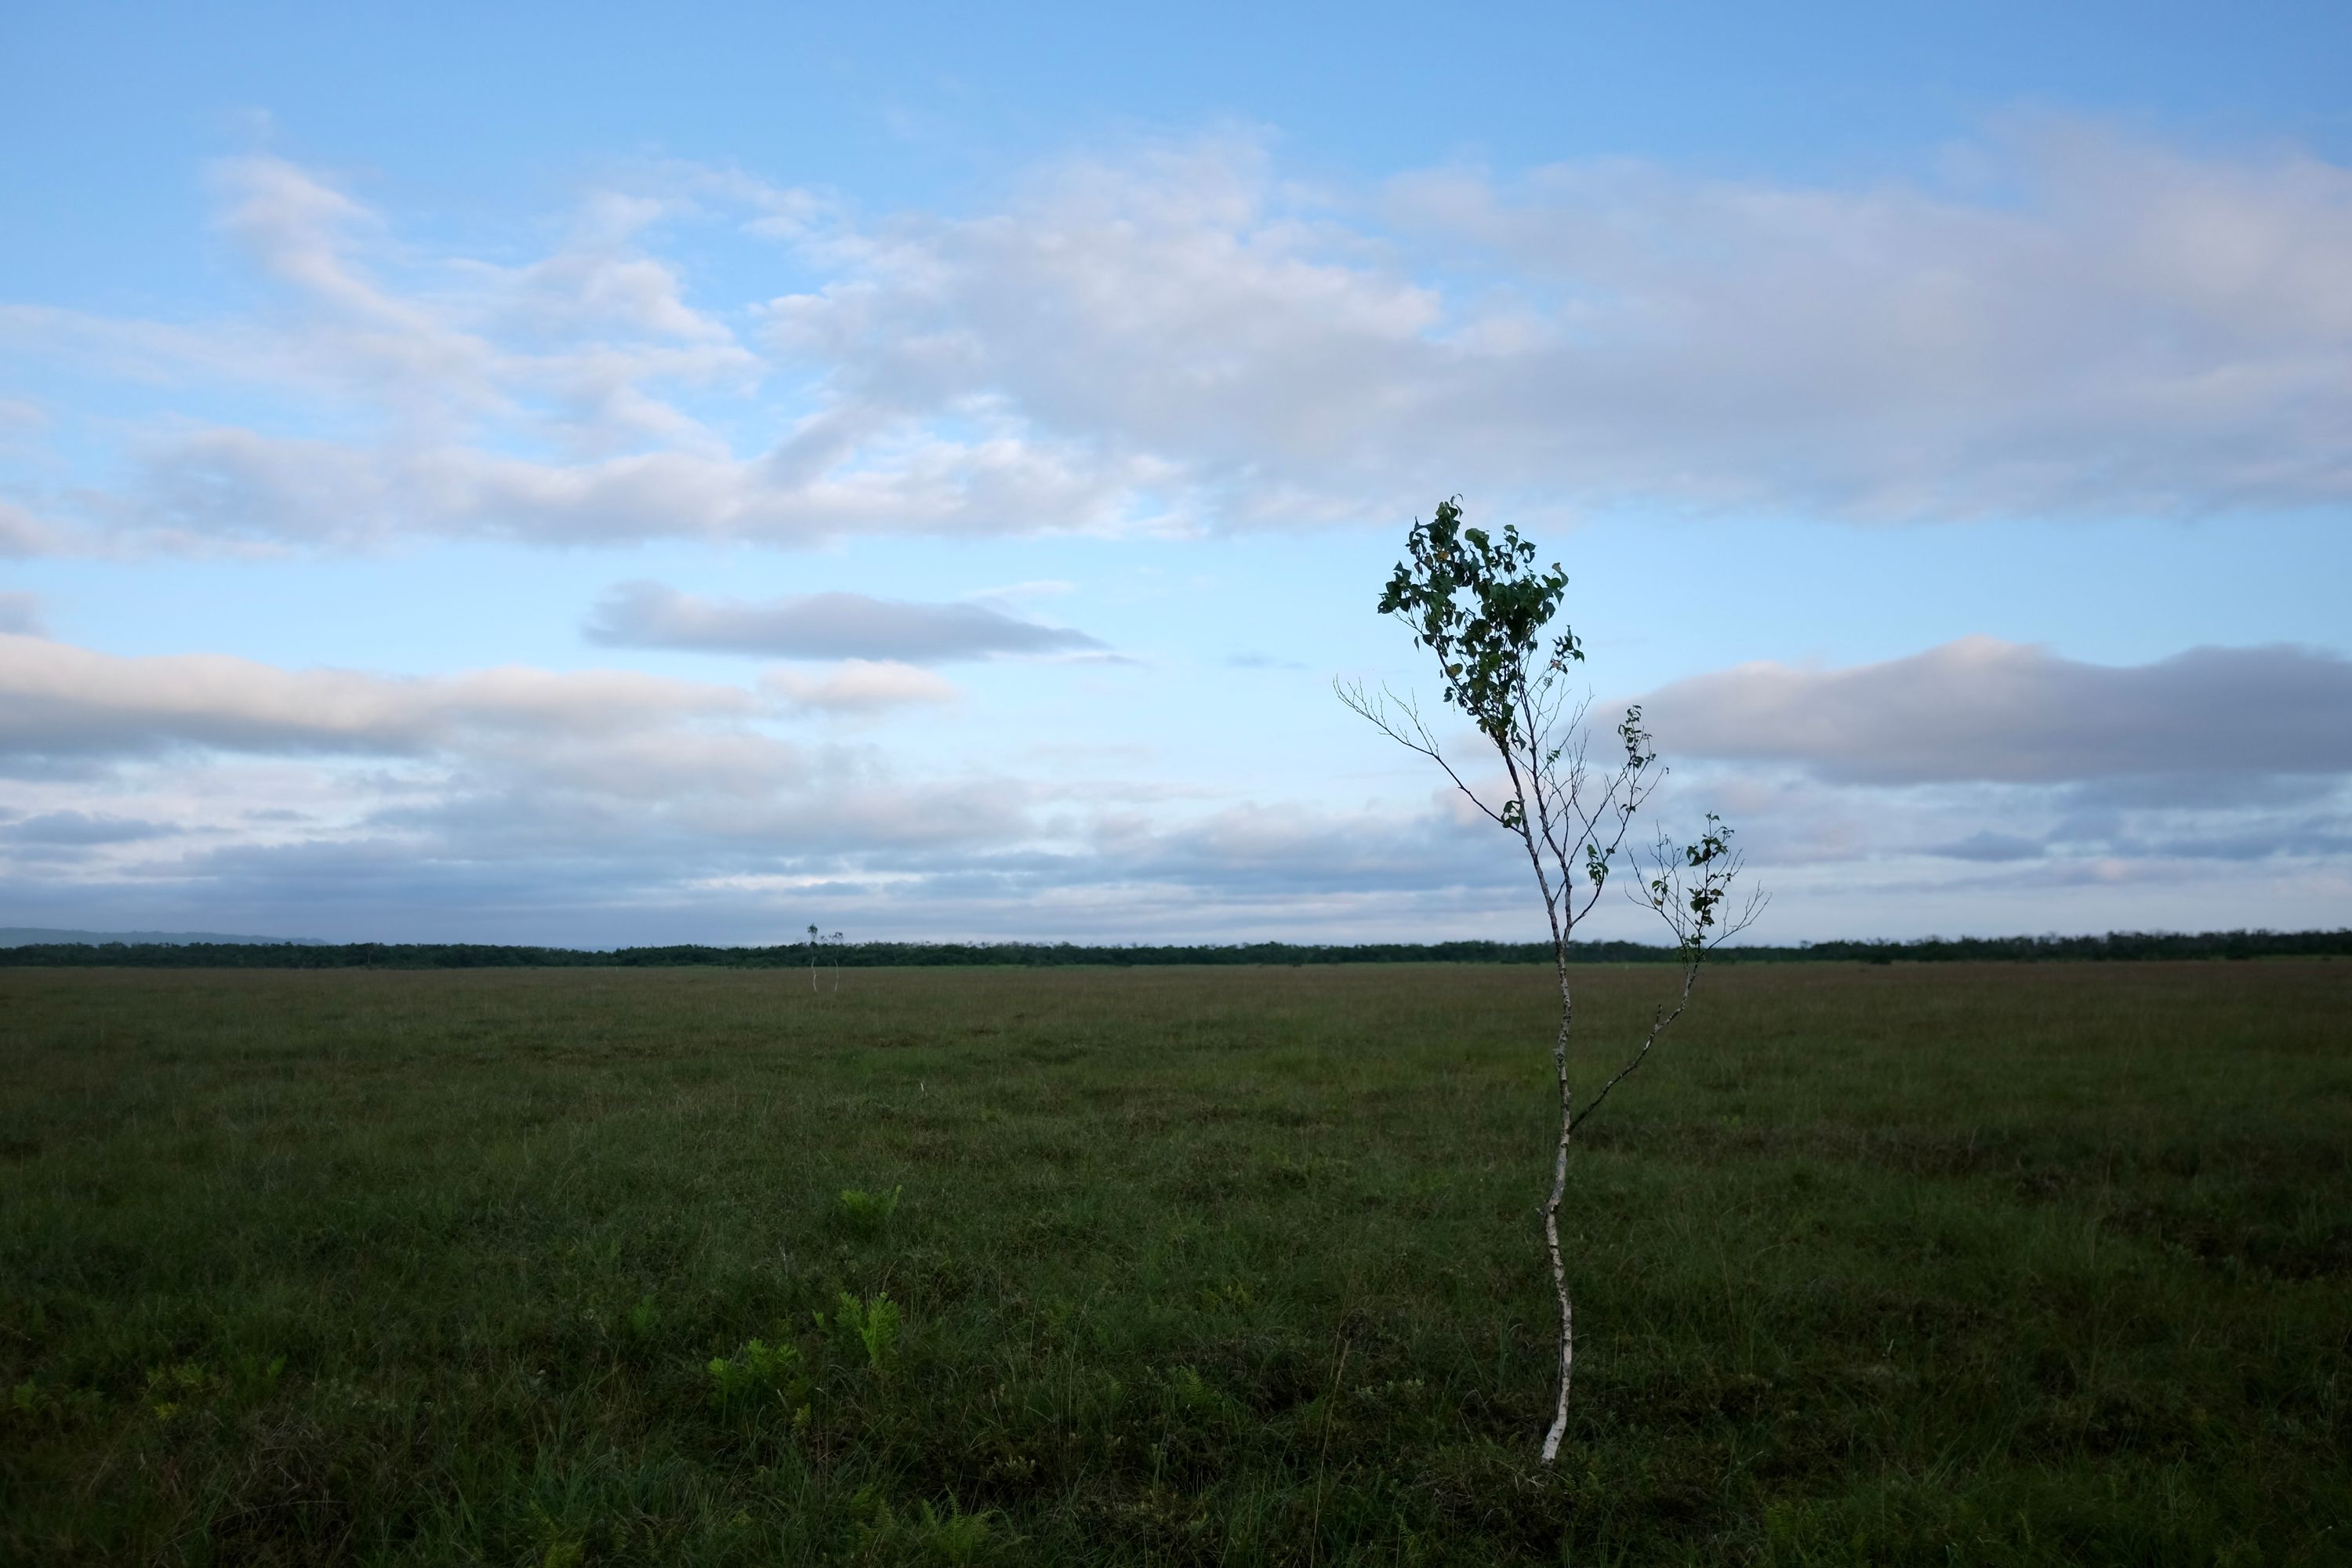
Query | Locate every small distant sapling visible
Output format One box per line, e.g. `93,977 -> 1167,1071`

806,924 -> 846,992
1338,497 -> 1763,1464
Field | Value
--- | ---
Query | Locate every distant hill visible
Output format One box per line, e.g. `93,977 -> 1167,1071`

0,927 -> 325,948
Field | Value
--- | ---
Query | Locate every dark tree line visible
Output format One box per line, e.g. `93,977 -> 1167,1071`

2,929 -> 2346,969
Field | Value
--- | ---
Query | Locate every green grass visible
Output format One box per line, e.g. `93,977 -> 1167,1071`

2,961 -> 2347,1564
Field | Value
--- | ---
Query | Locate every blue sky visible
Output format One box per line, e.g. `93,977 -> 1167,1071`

3,1 -> 2348,944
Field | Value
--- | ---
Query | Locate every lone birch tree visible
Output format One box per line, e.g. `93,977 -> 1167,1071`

1338,497 -> 1762,1464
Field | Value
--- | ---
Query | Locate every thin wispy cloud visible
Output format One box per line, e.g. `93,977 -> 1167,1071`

585,582 -> 1106,662
3,810 -> 174,846
0,592 -> 44,636
0,502 -> 61,557
761,661 -> 960,713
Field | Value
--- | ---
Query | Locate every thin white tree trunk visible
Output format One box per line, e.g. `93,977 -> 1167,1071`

1504,760 -> 1582,1468
1539,963 -> 1575,1463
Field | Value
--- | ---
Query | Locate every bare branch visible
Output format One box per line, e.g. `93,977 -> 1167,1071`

1335,679 -> 1513,829
1570,960 -> 1698,1135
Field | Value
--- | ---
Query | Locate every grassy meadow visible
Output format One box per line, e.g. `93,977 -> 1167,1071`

1,960 -> 2347,1565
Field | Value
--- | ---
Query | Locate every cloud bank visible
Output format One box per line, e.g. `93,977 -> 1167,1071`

0,633 -> 758,764
1645,637 -> 2352,786
1628,636 -> 2352,924
5,622 -> 2347,944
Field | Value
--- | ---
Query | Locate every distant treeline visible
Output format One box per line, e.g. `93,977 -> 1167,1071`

2,930 -> 2347,969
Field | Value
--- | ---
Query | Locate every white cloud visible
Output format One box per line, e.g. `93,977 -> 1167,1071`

760,121 -> 2352,524
103,417 -> 1149,553
5,123 -> 2349,554
206,155 -> 502,416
